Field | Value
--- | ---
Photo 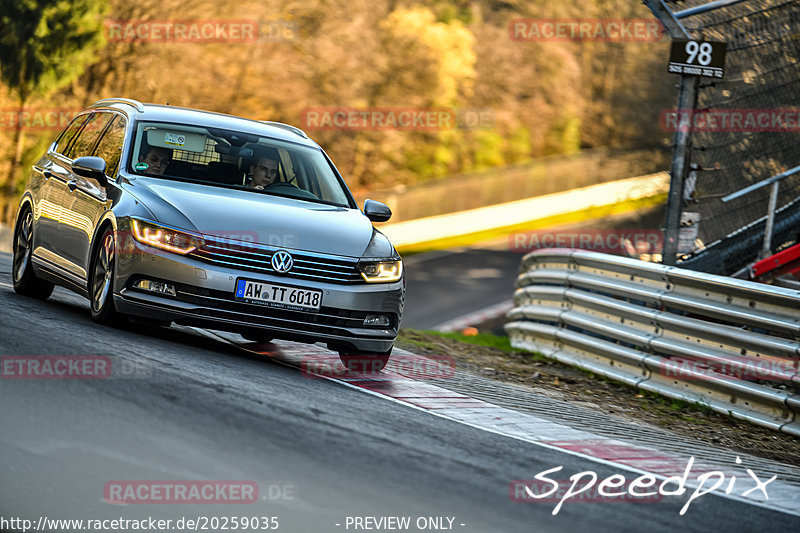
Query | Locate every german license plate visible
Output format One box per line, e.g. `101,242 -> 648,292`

235,279 -> 322,311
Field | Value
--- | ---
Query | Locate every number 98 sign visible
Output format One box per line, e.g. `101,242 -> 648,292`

668,39 -> 727,78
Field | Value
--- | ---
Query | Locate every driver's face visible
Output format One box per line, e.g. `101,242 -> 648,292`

139,148 -> 171,175
250,157 -> 278,189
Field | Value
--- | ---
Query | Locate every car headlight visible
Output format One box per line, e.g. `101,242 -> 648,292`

130,219 -> 204,254
357,259 -> 403,283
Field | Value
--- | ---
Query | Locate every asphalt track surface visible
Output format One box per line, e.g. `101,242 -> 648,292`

401,248 -> 520,329
1,251 -> 798,532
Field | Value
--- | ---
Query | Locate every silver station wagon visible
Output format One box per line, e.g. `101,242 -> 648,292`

12,98 -> 404,371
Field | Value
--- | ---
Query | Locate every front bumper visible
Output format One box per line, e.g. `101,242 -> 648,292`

114,235 -> 404,353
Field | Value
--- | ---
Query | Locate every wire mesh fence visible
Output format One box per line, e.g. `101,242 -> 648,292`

667,0 -> 800,274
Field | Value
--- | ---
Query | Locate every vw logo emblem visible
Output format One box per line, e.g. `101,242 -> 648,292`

271,250 -> 294,273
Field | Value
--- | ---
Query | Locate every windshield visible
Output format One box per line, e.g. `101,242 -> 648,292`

128,121 -> 352,206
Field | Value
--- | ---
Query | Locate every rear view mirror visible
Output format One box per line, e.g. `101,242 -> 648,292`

72,156 -> 108,187
364,199 -> 392,223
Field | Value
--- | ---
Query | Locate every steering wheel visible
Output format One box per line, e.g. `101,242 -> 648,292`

265,181 -> 299,191
264,181 -> 319,201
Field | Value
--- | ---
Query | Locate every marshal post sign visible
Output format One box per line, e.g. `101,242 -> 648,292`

668,39 -> 727,78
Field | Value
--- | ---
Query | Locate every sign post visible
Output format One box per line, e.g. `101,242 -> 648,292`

644,1 -> 728,265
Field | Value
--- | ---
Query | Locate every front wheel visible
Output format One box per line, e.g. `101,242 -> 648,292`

90,228 -> 125,326
12,208 -> 54,299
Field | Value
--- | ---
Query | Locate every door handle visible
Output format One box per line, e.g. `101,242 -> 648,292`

67,179 -> 78,192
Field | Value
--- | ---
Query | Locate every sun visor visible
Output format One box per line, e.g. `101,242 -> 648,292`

146,129 -> 207,153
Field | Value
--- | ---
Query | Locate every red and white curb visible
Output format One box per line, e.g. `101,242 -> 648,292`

195,328 -> 800,517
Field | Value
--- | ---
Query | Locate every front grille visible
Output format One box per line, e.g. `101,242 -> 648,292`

188,235 -> 363,284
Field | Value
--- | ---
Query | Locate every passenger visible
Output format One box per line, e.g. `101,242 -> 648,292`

137,144 -> 172,176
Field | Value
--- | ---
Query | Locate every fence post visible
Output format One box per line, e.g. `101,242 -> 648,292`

663,76 -> 699,264
643,0 -> 696,265
761,181 -> 780,259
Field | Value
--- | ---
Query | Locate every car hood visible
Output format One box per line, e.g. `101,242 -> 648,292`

125,177 -> 378,257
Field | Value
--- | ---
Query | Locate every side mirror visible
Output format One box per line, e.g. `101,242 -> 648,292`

364,199 -> 392,223
72,156 -> 108,187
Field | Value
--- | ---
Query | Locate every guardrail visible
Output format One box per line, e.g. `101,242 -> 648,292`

505,248 -> 800,436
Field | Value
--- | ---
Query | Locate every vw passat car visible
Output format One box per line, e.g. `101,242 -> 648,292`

12,98 -> 404,371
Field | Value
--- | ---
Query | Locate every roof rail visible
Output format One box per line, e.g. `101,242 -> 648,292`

91,98 -> 145,112
259,120 -> 308,139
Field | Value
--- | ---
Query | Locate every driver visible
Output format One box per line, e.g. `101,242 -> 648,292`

138,144 -> 172,176
249,155 -> 279,189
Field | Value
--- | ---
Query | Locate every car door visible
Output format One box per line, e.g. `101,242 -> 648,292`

67,113 -> 127,275
31,114 -> 90,268
56,112 -> 115,280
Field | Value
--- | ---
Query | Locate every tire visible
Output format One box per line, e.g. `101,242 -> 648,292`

12,208 -> 54,299
89,228 -> 125,326
338,346 -> 393,373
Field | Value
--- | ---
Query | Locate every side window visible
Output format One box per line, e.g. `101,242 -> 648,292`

93,116 -> 126,177
64,112 -> 114,160
53,115 -> 89,155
